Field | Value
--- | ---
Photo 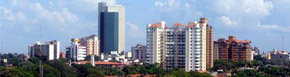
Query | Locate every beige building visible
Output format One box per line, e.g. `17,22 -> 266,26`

146,18 -> 214,71
78,35 -> 100,56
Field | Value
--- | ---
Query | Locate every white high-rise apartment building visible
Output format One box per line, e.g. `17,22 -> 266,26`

146,21 -> 167,64
146,18 -> 213,71
28,40 -> 60,61
185,21 -> 207,71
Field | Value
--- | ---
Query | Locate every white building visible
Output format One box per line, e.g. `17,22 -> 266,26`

146,18 -> 213,71
146,21 -> 166,64
125,51 -> 132,59
185,21 -> 208,71
100,51 -> 132,63
28,40 -> 60,60
66,39 -> 87,61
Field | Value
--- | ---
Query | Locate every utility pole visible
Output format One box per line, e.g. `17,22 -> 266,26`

39,61 -> 43,77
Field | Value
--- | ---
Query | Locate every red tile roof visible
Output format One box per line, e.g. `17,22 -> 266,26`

235,40 -> 251,43
149,23 -> 161,27
173,23 -> 184,26
188,23 -> 196,27
78,45 -> 86,47
72,61 -> 122,65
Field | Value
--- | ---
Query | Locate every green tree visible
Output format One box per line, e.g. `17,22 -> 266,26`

84,55 -> 100,61
233,69 -> 270,77
0,66 -> 33,77
165,68 -> 191,77
188,71 -> 212,77
87,68 -> 105,77
122,66 -> 138,76
47,60 -> 79,77
72,63 -> 93,76
42,64 -> 61,77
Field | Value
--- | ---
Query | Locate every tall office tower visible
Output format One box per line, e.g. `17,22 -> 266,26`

98,2 -> 125,54
131,44 -> 147,62
28,40 -> 60,61
146,18 -> 213,71
66,39 -> 87,61
78,35 -> 99,56
215,36 -> 252,61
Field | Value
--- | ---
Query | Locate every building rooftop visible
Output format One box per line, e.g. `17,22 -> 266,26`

149,23 -> 161,28
173,23 -> 184,26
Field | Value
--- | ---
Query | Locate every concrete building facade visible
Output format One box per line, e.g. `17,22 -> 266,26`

66,39 -> 87,61
146,18 -> 214,71
28,40 -> 60,61
214,36 -> 252,61
131,44 -> 147,62
78,35 -> 100,56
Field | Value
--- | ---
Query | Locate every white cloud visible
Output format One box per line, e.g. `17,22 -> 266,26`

213,0 -> 273,17
208,0 -> 275,31
84,0 -> 116,6
218,16 -> 237,27
0,6 -> 16,21
16,12 -> 26,21
0,0 -> 115,52
257,23 -> 280,29
256,23 -> 290,33
153,0 -> 202,23
30,2 -> 78,26
126,22 -> 145,38
154,0 -> 177,8
155,1 -> 165,7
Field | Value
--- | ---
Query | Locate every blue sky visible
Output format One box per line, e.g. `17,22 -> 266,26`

0,0 -> 290,53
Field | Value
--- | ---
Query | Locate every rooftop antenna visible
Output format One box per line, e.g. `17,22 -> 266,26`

38,24 -> 42,41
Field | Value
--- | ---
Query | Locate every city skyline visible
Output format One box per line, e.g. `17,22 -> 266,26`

0,0 -> 290,53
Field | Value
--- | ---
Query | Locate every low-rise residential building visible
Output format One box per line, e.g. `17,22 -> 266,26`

101,51 -> 131,63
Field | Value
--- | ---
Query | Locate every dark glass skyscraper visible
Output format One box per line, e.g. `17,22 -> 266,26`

98,2 -> 125,54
